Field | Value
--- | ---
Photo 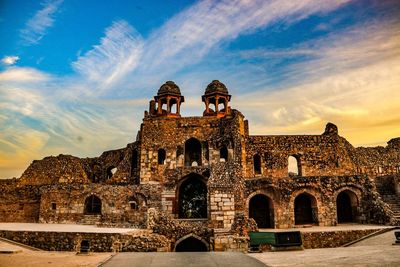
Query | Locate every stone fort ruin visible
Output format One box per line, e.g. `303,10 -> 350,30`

1,80 -> 399,251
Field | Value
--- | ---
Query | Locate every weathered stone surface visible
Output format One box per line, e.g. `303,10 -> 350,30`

0,81 -> 399,251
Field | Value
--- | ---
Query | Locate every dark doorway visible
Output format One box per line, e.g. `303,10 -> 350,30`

294,193 -> 317,225
185,138 -> 202,166
178,174 -> 207,218
175,236 -> 208,252
80,240 -> 90,253
84,195 -> 102,215
249,194 -> 273,228
337,191 -> 354,223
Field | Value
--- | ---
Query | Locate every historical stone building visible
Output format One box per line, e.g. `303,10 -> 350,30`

1,80 -> 399,251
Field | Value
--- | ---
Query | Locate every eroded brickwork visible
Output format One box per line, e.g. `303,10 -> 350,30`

1,80 -> 399,251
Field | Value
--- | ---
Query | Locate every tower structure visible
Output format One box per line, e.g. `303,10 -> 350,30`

202,80 -> 231,117
149,81 -> 184,118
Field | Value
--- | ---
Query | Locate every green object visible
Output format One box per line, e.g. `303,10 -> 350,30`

249,231 -> 302,247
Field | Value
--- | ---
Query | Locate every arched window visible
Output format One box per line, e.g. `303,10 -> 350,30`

254,154 -> 261,174
158,149 -> 166,165
294,193 -> 318,225
220,145 -> 228,162
107,166 -> 117,179
249,194 -> 274,228
337,190 -> 358,223
84,195 -> 102,215
178,174 -> 207,218
185,138 -> 202,166
288,155 -> 301,177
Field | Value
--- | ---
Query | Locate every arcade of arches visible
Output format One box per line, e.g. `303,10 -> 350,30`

247,190 -> 360,228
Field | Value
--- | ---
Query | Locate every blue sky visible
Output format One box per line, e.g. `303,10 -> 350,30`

1,0 -> 400,178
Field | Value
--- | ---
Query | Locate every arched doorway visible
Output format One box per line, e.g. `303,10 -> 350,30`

185,138 -> 202,166
337,190 -> 358,223
175,236 -> 208,252
178,174 -> 207,219
249,194 -> 273,228
84,195 -> 102,215
294,193 -> 317,225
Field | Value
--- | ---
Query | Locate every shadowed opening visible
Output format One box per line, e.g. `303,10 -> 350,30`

175,236 -> 208,252
249,194 -> 274,228
178,174 -> 207,219
185,138 -> 202,166
84,195 -> 102,215
294,193 -> 317,225
254,154 -> 261,174
337,190 -> 358,223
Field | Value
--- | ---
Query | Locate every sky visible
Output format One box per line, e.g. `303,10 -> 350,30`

0,0 -> 399,179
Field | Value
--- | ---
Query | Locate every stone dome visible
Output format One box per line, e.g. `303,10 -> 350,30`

205,80 -> 229,95
157,81 -> 181,96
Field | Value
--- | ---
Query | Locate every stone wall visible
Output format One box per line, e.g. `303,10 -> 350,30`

38,183 -> 162,227
0,230 -> 170,252
0,179 -> 41,222
244,175 -> 397,228
302,229 -> 380,249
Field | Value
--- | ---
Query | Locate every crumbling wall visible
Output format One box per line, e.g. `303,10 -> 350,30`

244,175 -> 398,228
0,179 -> 41,222
245,123 -> 356,178
38,183 -> 162,227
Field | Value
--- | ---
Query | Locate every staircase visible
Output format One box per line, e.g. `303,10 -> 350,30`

375,177 -> 400,220
80,215 -> 102,225
381,194 -> 400,219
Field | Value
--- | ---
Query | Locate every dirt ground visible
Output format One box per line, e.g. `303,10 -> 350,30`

0,241 -> 112,267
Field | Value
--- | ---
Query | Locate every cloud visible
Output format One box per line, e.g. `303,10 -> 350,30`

0,67 -> 50,82
1,56 -> 20,65
71,0 -> 351,96
20,0 -> 63,45
140,0 -> 350,72
72,20 -> 144,92
233,20 -> 400,146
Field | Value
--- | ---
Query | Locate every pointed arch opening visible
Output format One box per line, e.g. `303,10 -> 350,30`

185,138 -> 202,166
288,155 -> 301,177
337,190 -> 358,223
175,235 -> 208,252
84,195 -> 102,215
178,174 -> 207,219
294,193 -> 318,225
249,194 -> 274,228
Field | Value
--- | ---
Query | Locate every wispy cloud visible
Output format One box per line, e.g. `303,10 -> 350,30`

0,67 -> 50,82
233,19 -> 400,146
72,20 -> 144,92
3,0 -> 399,179
1,56 -> 20,65
20,0 -> 63,45
71,0 -> 351,95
